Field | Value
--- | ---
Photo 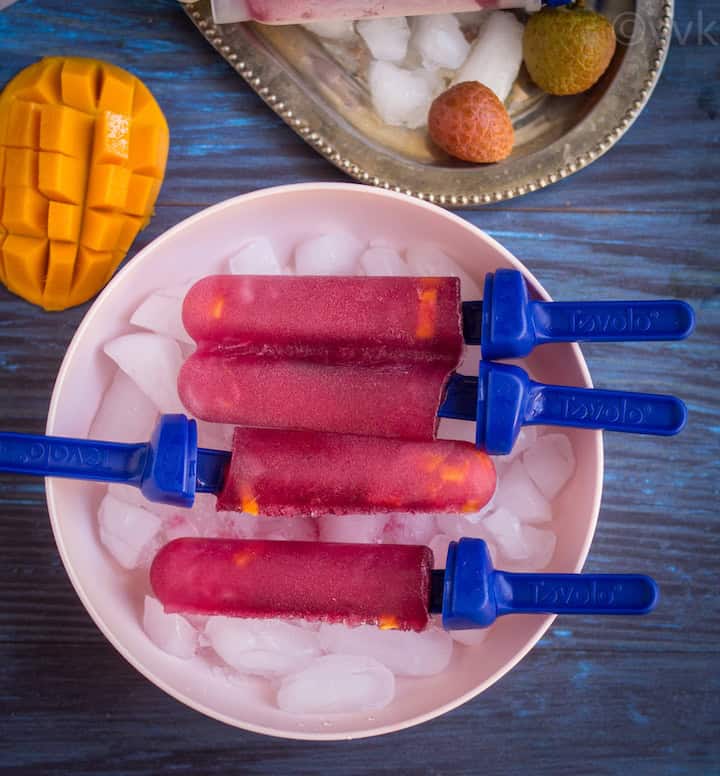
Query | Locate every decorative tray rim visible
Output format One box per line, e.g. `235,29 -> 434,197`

183,0 -> 674,209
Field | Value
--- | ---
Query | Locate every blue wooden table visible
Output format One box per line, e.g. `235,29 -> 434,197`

1,1 -> 718,773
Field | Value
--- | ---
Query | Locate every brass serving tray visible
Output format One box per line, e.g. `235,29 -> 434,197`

183,0 -> 672,207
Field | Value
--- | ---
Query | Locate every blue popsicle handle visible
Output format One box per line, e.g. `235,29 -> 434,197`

464,361 -> 688,454
530,300 -> 695,346
440,539 -> 659,630
0,415 -> 202,507
0,432 -> 148,483
524,381 -> 688,436
493,572 -> 659,617
472,269 -> 695,359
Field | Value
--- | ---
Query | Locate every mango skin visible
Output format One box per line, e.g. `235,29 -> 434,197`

0,57 -> 169,310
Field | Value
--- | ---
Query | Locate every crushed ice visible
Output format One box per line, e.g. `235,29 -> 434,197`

91,231 -> 574,715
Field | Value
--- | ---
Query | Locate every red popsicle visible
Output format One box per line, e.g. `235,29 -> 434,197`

151,538 -> 433,631
217,427 -> 496,516
178,275 -> 464,441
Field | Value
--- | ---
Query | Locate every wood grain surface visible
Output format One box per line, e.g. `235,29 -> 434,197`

0,1 -> 718,773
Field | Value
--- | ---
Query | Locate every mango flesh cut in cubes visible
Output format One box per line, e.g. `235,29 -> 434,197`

0,56 -> 168,310
4,148 -> 39,188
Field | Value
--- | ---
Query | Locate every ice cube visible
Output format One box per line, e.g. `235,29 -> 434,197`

368,61 -> 442,129
260,516 -> 319,543
452,11 -> 524,102
509,525 -> 556,571
484,507 -> 556,567
429,533 -> 454,569
383,514 -> 436,546
107,482 -> 151,508
224,514 -> 263,539
226,514 -> 317,542
359,246 -> 409,276
104,333 -> 185,414
224,514 -> 266,539
318,515 -> 388,544
494,458 -> 551,523
434,512 -> 495,546
130,290 -> 193,345
191,492 -> 220,516
319,622 -> 453,677
410,14 -> 470,70
228,236 -> 285,276
302,19 -> 357,41
522,434 -> 576,501
214,511 -> 246,538
292,619 -> 322,633
89,368 -> 157,444
451,628 -> 489,647
162,512 -> 200,542
435,417 -> 477,445
207,662 -> 260,689
433,513 -> 463,540
98,492 -> 162,570
294,232 -> 364,275
505,426 -> 538,462
483,507 -> 526,560
455,11 -> 490,29
190,514 -> 232,539
357,16 -> 410,62
185,613 -> 210,633
184,494 -> 238,538
277,654 -> 395,714
405,244 -> 482,300
142,595 -> 198,659
491,456 -> 512,485
205,617 -> 321,677
433,478 -> 496,537
105,483 -> 184,520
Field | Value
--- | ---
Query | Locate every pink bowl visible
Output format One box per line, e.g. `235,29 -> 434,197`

46,183 -> 603,740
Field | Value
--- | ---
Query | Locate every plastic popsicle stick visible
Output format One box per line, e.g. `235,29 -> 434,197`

463,269 -> 695,359
195,446 -> 232,494
0,415 -> 207,506
438,362 -> 687,454
437,539 -> 658,630
529,299 -> 695,345
492,572 -> 658,616
0,432 -> 148,482
152,537 -> 655,632
522,382 -> 687,434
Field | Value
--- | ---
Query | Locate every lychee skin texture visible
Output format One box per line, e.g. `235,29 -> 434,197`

428,81 -> 515,164
523,8 -> 617,96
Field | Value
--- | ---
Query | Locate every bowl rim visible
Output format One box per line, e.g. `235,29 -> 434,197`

46,182 -> 603,741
